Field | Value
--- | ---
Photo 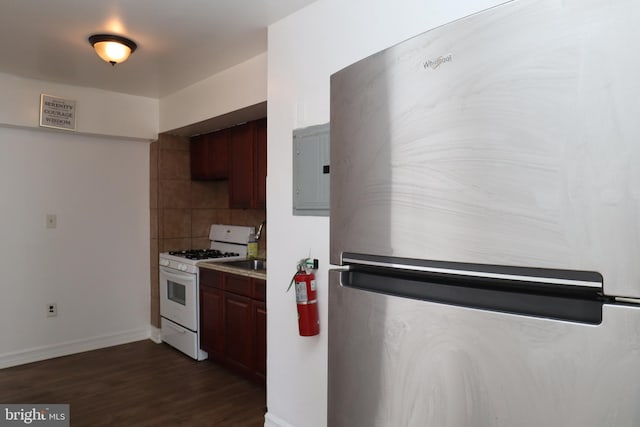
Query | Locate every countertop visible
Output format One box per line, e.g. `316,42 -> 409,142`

199,261 -> 267,281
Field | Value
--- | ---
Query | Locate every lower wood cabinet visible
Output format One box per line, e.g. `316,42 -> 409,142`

200,268 -> 266,385
253,301 -> 267,382
200,285 -> 224,360
224,293 -> 253,374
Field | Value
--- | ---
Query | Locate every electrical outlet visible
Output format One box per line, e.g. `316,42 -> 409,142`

47,303 -> 57,317
46,214 -> 57,229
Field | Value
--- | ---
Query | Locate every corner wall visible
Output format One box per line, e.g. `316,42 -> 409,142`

0,72 -> 157,368
0,126 -> 150,368
266,0 -> 504,425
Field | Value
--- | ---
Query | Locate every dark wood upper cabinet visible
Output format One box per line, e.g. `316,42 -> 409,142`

254,118 -> 267,209
229,118 -> 267,209
190,117 -> 267,207
228,123 -> 255,208
190,128 -> 229,181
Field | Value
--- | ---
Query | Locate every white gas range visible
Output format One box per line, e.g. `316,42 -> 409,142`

159,224 -> 254,360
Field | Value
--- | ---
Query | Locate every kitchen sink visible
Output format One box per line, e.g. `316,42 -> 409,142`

224,259 -> 267,271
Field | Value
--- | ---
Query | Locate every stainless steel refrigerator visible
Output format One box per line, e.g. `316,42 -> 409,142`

328,0 -> 640,425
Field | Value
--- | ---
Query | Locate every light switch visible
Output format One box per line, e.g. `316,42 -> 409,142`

46,214 -> 57,229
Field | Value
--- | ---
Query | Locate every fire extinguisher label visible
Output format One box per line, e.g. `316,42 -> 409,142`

310,280 -> 317,291
295,281 -> 308,303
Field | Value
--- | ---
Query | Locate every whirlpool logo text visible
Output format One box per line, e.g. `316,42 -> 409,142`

423,53 -> 453,70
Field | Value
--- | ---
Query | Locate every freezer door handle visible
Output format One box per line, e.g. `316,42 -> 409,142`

342,253 -> 603,289
339,253 -> 605,324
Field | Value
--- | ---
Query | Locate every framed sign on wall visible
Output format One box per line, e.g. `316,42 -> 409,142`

39,94 -> 76,131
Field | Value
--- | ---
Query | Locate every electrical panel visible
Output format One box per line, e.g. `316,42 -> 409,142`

292,123 -> 330,216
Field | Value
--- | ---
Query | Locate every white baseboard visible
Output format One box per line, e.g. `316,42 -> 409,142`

0,327 -> 151,369
264,412 -> 296,427
149,325 -> 162,344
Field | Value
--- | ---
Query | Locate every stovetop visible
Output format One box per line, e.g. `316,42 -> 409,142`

159,224 -> 254,273
168,249 -> 240,260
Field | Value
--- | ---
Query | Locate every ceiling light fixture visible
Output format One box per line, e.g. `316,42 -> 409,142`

88,34 -> 137,65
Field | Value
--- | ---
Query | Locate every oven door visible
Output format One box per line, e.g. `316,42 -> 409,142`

159,266 -> 198,331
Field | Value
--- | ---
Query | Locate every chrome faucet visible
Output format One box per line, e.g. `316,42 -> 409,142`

255,220 -> 266,240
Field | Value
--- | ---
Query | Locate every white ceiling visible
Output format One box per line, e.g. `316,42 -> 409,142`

0,0 -> 317,99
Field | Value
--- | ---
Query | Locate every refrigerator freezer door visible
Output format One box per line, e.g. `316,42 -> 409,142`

328,271 -> 640,427
329,0 -> 640,298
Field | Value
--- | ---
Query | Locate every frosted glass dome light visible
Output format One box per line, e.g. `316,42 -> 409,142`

88,34 -> 137,65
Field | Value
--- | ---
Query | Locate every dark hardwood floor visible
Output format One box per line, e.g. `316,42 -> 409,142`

0,340 -> 266,426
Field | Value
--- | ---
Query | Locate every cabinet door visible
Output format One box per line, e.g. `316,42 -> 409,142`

253,300 -> 267,384
200,286 -> 224,359
207,129 -> 230,179
190,129 -> 229,180
254,118 -> 267,209
190,134 -> 207,180
252,278 -> 266,302
228,123 -> 254,208
225,274 -> 251,298
228,118 -> 267,209
200,269 -> 222,289
224,293 -> 253,375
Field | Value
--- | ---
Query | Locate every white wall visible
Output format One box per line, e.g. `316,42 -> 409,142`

159,52 -> 267,133
0,72 -> 158,141
0,73 -> 154,367
266,1 -> 504,426
0,126 -> 150,367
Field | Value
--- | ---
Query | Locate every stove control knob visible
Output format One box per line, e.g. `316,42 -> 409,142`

160,259 -> 170,267
179,264 -> 188,272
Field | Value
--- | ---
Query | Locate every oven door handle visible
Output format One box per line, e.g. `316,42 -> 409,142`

160,267 -> 195,284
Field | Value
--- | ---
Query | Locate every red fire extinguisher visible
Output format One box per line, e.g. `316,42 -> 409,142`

288,258 -> 320,336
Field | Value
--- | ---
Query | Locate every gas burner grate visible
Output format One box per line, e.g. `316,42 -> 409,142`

168,249 -> 240,260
